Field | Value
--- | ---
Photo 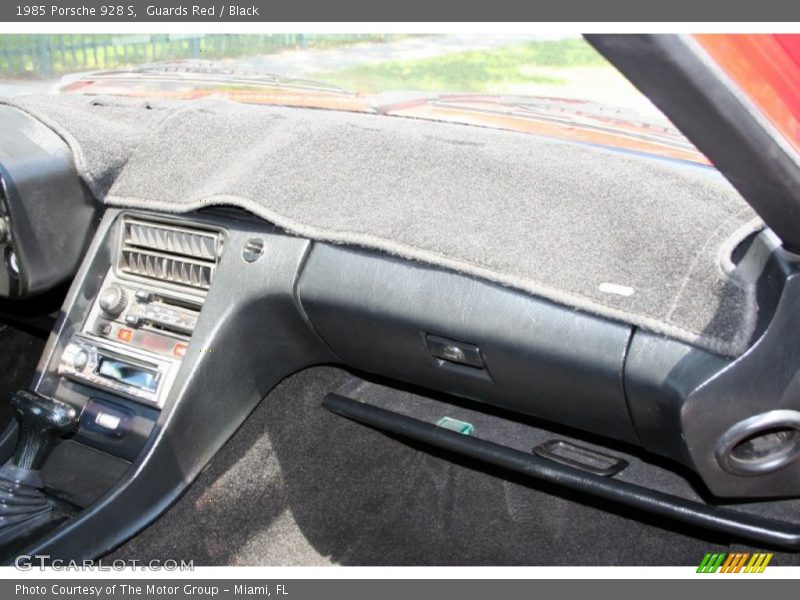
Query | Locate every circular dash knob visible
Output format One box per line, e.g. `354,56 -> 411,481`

99,285 -> 128,317
71,349 -> 89,372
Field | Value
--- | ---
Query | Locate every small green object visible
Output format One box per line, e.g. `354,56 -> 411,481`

436,416 -> 474,435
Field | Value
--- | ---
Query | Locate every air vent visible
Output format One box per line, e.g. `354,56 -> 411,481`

118,218 -> 222,290
124,218 -> 221,260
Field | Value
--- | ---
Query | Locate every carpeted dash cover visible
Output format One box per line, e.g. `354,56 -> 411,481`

2,94 -> 765,356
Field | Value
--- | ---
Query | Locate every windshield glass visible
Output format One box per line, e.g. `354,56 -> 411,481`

0,34 -> 654,110
0,33 -> 703,162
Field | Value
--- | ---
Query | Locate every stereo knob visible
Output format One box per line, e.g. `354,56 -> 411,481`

60,342 -> 94,374
99,286 -> 128,317
72,349 -> 89,372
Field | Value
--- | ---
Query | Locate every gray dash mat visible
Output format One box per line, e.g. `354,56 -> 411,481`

4,94 -> 765,356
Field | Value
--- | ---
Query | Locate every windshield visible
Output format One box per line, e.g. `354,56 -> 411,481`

0,34 -> 655,110
0,33 -> 703,162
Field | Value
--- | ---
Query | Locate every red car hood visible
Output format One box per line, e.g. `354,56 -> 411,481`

59,65 -> 709,166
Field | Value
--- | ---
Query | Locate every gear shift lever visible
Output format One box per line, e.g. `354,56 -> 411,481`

0,391 -> 79,545
10,391 -> 78,470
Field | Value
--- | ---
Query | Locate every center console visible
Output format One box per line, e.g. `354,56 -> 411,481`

6,207 -> 333,561
0,212 -> 230,554
58,217 -> 224,412
25,215 -> 227,477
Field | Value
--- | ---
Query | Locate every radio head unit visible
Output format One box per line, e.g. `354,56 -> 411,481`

59,335 -> 177,408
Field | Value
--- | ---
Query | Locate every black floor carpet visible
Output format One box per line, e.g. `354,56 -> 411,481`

0,324 -> 48,430
109,367 -> 800,566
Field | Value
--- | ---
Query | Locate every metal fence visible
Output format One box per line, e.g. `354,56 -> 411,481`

0,34 -> 394,79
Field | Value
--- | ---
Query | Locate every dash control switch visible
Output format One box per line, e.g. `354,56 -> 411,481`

80,400 -> 133,439
425,334 -> 485,369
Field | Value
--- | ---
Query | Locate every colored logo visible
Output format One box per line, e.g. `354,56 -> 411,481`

697,552 -> 773,573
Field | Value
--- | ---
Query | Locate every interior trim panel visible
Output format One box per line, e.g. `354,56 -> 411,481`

0,105 -> 98,299
4,202 -> 800,558
296,242 -> 639,445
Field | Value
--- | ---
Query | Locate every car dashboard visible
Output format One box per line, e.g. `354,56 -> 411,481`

4,96 -> 800,560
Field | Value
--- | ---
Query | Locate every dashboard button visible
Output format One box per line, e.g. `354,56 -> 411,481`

135,289 -> 154,303
117,328 -> 134,343
95,412 -> 121,431
95,321 -> 112,337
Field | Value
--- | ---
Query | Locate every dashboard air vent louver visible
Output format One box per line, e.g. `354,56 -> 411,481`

124,219 -> 220,260
118,218 -> 222,290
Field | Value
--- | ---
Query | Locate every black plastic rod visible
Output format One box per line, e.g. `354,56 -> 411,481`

323,393 -> 800,550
